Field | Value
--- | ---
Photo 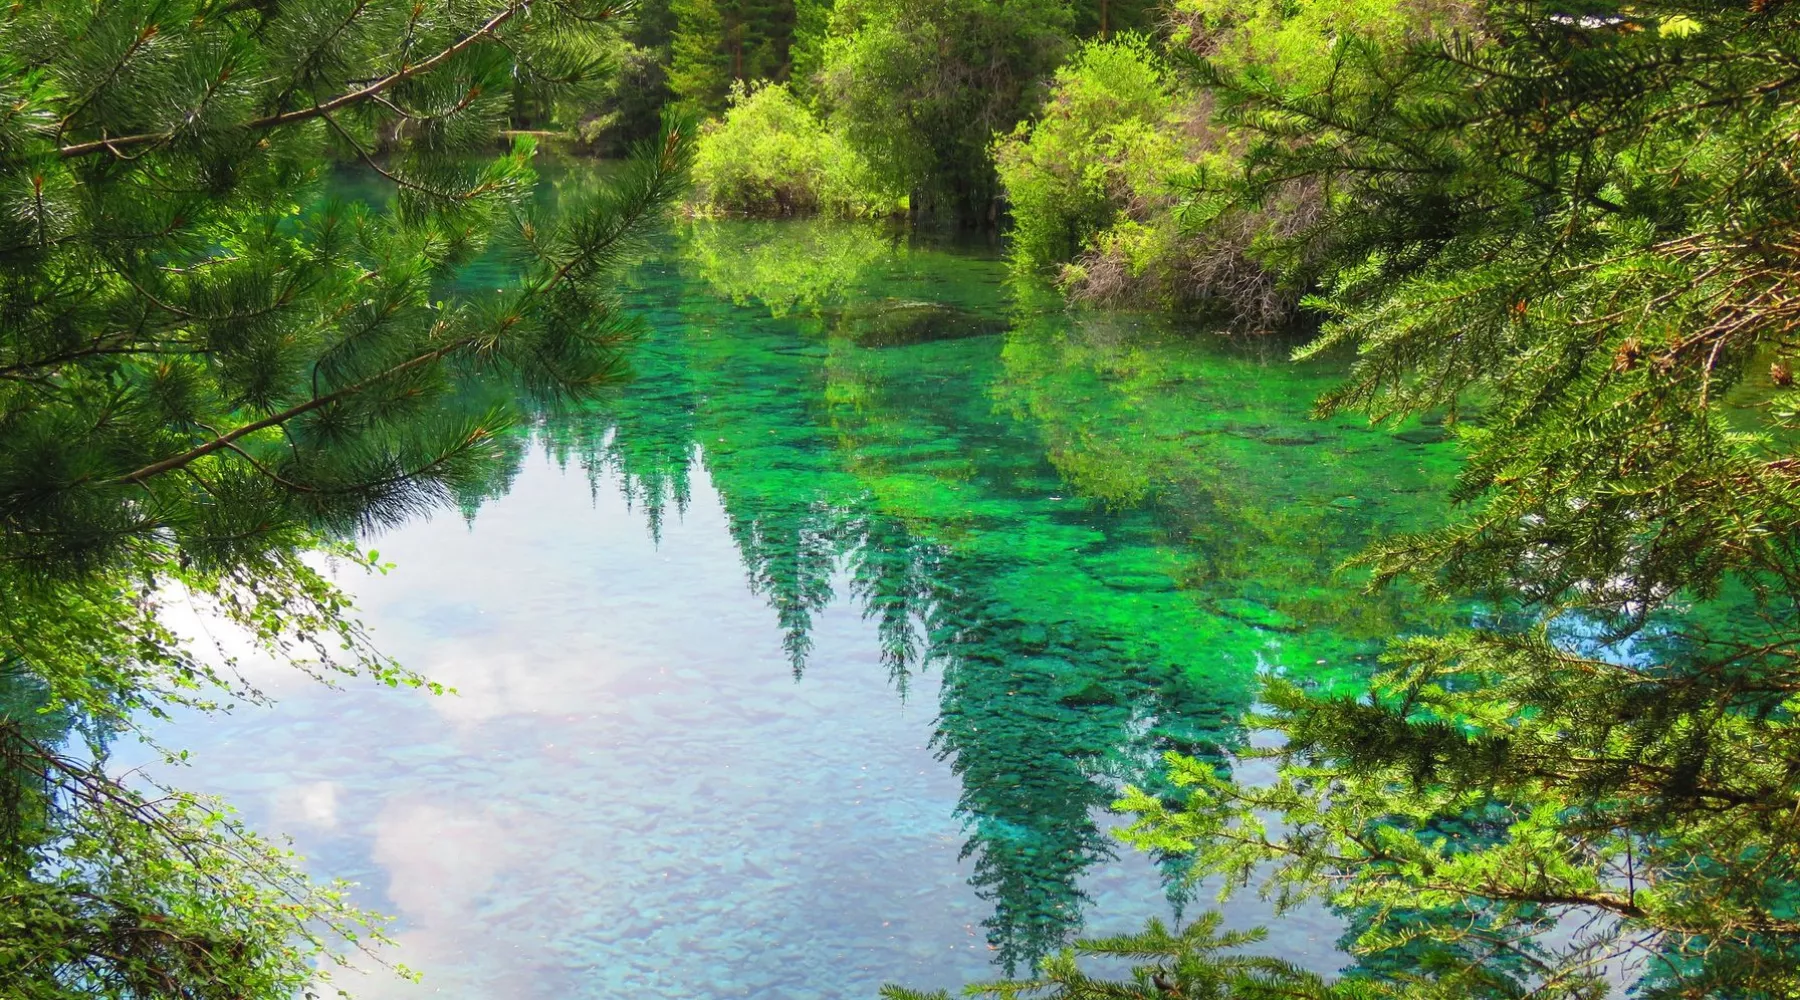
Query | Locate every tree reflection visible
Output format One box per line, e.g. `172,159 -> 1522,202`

488,220 -> 1459,972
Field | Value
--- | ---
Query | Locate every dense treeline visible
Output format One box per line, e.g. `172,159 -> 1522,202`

664,0 -> 1468,238
606,0 -> 1158,219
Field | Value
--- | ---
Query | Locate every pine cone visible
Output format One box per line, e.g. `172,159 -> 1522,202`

1613,338 -> 1641,372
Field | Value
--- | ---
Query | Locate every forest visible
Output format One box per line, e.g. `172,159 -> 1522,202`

3,0 -> 1800,998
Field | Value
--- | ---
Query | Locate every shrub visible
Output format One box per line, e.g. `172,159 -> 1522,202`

1060,179 -> 1322,327
995,35 -> 1289,318
993,35 -> 1186,270
998,1 -> 1468,324
689,81 -> 904,217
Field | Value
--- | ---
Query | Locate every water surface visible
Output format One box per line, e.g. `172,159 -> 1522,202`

144,212 -> 1463,998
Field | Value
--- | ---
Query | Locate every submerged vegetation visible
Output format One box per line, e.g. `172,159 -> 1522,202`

615,221 -> 1460,971
673,0 -> 1800,995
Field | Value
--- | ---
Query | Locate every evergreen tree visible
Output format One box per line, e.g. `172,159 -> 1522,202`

0,0 -> 689,994
669,0 -> 801,113
820,0 -> 1074,222
628,0 -> 683,54
789,0 -> 836,94
1071,0 -> 1161,42
882,914 -> 1337,1000
581,0 -> 679,154
671,0 -> 735,110
738,0 -> 800,82
1107,1 -> 1800,996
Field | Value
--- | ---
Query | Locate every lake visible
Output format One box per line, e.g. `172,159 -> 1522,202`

137,209 -> 1463,999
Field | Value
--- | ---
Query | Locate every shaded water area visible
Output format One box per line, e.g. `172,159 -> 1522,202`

138,191 -> 1467,997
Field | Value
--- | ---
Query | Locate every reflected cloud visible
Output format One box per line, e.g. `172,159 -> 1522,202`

136,216 -> 1480,997
346,459 -> 774,728
270,780 -> 340,831
373,798 -> 514,925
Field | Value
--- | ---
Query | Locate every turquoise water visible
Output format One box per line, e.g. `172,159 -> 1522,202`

140,210 -> 1463,998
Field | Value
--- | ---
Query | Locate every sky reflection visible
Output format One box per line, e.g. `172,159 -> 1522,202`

122,214 -> 1457,998
145,454 -> 1266,999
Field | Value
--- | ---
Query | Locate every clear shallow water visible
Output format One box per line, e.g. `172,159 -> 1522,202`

139,206 -> 1465,998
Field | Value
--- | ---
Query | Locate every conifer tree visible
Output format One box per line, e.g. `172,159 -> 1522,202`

883,914 -> 1340,1000
789,0 -> 835,93
821,0 -> 1073,222
669,0 -> 801,113
671,0 -> 735,110
0,0 -> 689,994
1105,1 -> 1800,996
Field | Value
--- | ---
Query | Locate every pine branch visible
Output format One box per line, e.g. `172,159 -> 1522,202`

113,115 -> 690,486
56,0 -> 547,160
113,324 -> 467,484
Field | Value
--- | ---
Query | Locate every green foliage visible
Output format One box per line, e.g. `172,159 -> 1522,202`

994,35 -> 1184,270
640,0 -> 1170,201
1070,0 -> 1163,43
881,913 -> 1337,999
669,0 -> 803,113
820,0 -> 1073,221
680,0 -> 1085,222
998,0 -> 1469,317
651,0 -> 1181,222
670,0 -> 734,111
1095,1 -> 1800,995
788,0 -> 835,96
1,679 -> 404,1000
689,81 -> 904,216
0,0 -> 691,993
579,15 -> 678,154
1168,0 -> 1472,81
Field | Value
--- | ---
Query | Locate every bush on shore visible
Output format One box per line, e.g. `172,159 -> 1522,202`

994,33 -> 1310,324
993,35 -> 1185,272
997,0 -> 1472,325
688,81 -> 905,218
